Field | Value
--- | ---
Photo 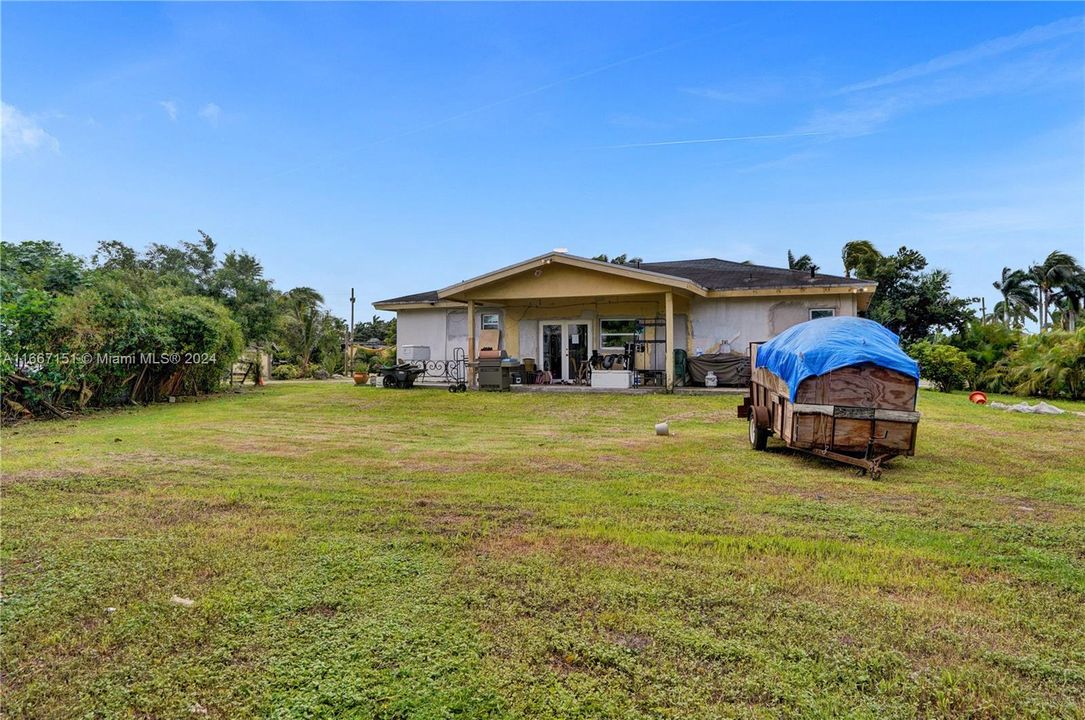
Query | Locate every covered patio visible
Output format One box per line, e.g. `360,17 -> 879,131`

375,252 -> 874,392
441,255 -> 694,389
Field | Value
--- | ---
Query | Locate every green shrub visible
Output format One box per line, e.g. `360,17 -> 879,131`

983,329 -> 1085,399
55,282 -> 240,399
947,320 -> 1022,387
1,272 -> 243,415
271,363 -> 300,380
909,341 -> 976,392
158,291 -> 243,393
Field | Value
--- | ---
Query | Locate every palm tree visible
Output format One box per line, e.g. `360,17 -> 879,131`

841,240 -> 880,279
1029,251 -> 1085,328
787,250 -> 819,273
593,253 -> 643,266
992,300 -> 1036,328
992,267 -> 1037,327
1051,273 -> 1085,331
283,286 -> 326,373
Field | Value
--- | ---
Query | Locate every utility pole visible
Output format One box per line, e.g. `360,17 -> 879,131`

346,288 -> 356,373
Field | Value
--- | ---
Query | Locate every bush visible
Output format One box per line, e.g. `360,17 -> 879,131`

947,320 -> 1022,387
271,363 -> 300,380
158,292 -> 243,393
2,274 -> 243,415
983,329 -> 1085,399
909,341 -> 976,392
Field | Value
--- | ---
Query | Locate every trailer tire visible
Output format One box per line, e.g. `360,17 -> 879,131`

748,409 -> 769,451
383,375 -> 398,388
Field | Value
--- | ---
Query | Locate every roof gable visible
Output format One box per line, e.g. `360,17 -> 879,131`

436,252 -> 703,300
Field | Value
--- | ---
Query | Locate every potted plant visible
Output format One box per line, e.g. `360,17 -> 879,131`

352,357 -> 369,386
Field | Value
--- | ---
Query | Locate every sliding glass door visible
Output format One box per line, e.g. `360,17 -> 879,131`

539,321 -> 592,381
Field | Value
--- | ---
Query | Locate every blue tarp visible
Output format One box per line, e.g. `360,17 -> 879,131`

755,316 -> 919,401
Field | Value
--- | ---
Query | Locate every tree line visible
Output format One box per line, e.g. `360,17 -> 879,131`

1,234 -> 393,418
791,242 -> 1084,399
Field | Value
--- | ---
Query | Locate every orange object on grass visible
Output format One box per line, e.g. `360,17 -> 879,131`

969,391 -> 987,404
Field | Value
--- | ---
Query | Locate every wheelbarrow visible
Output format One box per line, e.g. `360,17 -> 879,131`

377,362 -> 425,389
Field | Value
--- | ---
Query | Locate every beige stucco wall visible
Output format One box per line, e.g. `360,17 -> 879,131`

396,292 -> 857,366
689,294 -> 858,354
396,307 -> 452,360
396,305 -> 502,360
451,262 -> 686,302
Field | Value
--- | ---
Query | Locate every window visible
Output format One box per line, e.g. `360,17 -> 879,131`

810,308 -> 836,320
600,318 -> 637,351
480,313 -> 500,330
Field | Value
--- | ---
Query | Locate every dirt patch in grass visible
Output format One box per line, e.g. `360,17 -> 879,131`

211,435 -> 310,458
297,603 -> 340,618
607,629 -> 653,652
470,525 -> 651,573
150,498 -> 254,528
661,409 -> 735,424
413,501 -> 537,541
392,452 -> 500,474
546,650 -> 582,676
0,469 -> 115,490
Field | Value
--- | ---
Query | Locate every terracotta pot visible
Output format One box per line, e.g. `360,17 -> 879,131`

353,372 -> 369,386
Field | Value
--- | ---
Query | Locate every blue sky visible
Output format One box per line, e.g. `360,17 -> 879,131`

3,2 -> 1083,321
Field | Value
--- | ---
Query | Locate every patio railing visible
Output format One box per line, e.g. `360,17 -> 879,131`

403,348 -> 467,385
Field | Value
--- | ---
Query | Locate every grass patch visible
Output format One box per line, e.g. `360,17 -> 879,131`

2,384 -> 1083,718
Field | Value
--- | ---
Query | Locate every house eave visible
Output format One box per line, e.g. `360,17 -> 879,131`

704,283 -> 877,298
436,252 -> 707,300
372,299 -> 465,311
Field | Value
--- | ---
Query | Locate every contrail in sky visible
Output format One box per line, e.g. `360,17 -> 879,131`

597,131 -> 829,149
260,23 -> 747,181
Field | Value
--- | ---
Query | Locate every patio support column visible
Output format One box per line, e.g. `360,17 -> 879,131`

665,291 -> 675,390
466,299 -> 476,387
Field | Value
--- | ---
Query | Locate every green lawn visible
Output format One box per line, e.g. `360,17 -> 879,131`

2,383 -> 1083,719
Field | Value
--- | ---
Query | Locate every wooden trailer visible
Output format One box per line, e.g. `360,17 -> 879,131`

739,320 -> 921,479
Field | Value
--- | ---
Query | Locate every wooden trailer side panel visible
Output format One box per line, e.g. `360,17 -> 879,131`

790,413 -> 917,454
795,364 -> 917,411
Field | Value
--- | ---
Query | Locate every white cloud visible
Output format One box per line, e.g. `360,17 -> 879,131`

598,131 -> 827,150
681,79 -> 786,104
798,46 -> 1082,139
198,102 -> 221,126
1,103 -> 60,155
606,113 -> 671,130
836,14 -> 1084,95
159,99 -> 179,121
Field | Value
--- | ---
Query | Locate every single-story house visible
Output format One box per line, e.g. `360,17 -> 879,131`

373,252 -> 875,388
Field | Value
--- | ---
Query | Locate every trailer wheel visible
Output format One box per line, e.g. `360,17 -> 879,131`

383,375 -> 398,388
748,408 -> 769,451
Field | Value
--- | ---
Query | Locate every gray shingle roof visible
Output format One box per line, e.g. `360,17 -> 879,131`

373,257 -> 867,306
637,258 -> 864,291
373,289 -> 441,305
